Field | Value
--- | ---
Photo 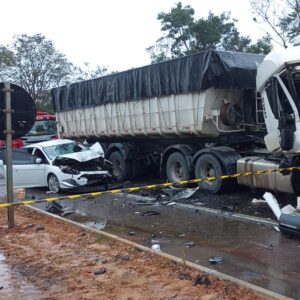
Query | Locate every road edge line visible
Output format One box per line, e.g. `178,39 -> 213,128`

27,205 -> 291,300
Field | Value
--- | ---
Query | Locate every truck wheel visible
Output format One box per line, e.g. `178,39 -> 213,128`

194,153 -> 225,193
108,151 -> 131,182
48,174 -> 60,194
166,152 -> 190,182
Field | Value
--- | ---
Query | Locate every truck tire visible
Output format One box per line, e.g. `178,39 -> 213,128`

194,153 -> 226,193
166,152 -> 190,182
108,151 -> 132,182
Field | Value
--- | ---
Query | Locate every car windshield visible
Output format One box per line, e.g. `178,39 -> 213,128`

43,142 -> 89,160
27,120 -> 57,136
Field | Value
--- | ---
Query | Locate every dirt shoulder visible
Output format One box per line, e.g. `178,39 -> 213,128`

0,207 -> 268,300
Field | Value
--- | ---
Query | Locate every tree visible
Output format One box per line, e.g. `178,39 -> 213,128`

279,0 -> 300,41
73,62 -> 108,81
250,0 -> 289,48
250,0 -> 300,47
0,34 -> 74,107
147,2 -> 272,63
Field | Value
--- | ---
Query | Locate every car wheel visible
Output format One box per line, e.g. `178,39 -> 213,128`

194,153 -> 225,194
108,151 -> 132,182
48,174 -> 60,194
166,152 -> 190,182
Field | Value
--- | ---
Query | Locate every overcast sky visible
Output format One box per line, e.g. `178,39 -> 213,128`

0,0 -> 265,72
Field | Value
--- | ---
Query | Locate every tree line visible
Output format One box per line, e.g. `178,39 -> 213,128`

0,0 -> 299,110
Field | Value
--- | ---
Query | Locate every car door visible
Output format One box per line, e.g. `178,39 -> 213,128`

11,148 -> 46,188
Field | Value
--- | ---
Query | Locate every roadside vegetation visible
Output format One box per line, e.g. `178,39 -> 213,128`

0,0 -> 299,110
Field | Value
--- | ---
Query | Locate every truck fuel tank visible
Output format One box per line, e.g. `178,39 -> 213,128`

237,157 -> 294,194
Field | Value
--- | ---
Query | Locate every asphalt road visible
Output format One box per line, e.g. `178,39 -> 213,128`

1,178 -> 300,298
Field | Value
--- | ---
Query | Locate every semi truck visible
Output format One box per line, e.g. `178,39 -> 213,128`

50,45 -> 300,194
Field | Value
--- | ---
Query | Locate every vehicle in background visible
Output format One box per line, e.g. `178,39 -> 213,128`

51,43 -> 300,195
0,138 -> 24,149
0,139 -> 113,193
0,111 -> 57,149
21,111 -> 57,145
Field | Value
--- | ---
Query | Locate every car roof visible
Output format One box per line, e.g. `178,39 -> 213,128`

25,139 -> 74,148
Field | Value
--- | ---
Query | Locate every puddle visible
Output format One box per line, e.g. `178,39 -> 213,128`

0,252 -> 42,299
0,253 -> 11,290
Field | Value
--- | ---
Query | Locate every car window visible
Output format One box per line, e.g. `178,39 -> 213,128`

33,149 -> 48,164
43,142 -> 89,160
0,148 -> 36,165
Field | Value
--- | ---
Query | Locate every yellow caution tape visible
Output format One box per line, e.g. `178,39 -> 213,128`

0,166 -> 299,209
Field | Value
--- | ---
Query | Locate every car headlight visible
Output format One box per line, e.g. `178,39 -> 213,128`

60,165 -> 80,175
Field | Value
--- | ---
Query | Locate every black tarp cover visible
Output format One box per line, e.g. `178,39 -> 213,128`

51,50 -> 264,113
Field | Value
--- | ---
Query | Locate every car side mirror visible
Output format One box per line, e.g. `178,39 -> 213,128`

35,157 -> 42,164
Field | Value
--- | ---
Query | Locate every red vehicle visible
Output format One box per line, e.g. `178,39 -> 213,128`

21,111 -> 57,145
0,138 -> 24,149
0,111 -> 57,148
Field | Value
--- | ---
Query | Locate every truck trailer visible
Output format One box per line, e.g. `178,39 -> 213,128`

51,46 -> 300,194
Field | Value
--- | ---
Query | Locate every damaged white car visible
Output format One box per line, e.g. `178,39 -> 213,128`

0,139 -> 113,193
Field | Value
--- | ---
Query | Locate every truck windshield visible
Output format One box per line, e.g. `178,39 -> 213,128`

27,120 -> 57,136
280,64 -> 300,114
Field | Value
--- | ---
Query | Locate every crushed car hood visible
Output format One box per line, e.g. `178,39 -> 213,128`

52,150 -> 101,166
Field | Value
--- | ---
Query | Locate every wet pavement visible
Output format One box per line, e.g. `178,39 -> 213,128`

29,191 -> 300,299
0,253 -> 42,299
1,177 -> 300,298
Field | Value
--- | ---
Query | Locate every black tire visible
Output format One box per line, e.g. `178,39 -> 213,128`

108,151 -> 132,182
166,152 -> 190,182
194,153 -> 225,193
47,174 -> 60,194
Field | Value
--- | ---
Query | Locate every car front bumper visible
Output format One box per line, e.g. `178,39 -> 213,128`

59,171 -> 113,190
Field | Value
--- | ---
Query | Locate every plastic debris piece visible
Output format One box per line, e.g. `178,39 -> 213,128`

141,211 -> 160,216
281,204 -> 296,214
273,226 -> 280,232
184,241 -> 195,248
151,239 -> 160,244
151,244 -> 161,252
263,192 -> 281,220
94,268 -> 107,275
251,198 -> 266,205
297,197 -> 300,211
209,256 -> 223,264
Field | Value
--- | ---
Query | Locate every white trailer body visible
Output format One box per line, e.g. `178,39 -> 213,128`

56,88 -> 243,139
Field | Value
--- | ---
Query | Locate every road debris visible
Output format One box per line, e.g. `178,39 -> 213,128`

161,187 -> 199,201
141,210 -> 160,216
184,241 -> 195,248
128,231 -> 136,236
94,267 -> 107,275
46,201 -> 64,215
26,224 -> 34,228
264,192 -> 300,238
251,198 -> 266,205
178,233 -> 186,238
209,256 -> 223,264
151,244 -> 161,252
265,244 -> 274,251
